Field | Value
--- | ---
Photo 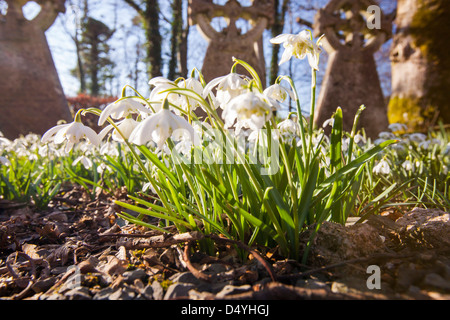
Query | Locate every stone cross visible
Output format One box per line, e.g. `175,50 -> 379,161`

313,0 -> 391,138
188,0 -> 274,85
0,0 -> 71,139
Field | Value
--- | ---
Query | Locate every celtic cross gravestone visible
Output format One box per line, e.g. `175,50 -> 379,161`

313,0 -> 391,137
0,0 -> 71,139
188,0 -> 274,85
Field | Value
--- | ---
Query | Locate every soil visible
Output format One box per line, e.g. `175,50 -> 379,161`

1,185 -> 449,301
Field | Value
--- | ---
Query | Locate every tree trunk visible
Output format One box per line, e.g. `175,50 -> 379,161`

143,0 -> 162,78
270,0 -> 289,85
388,0 -> 450,131
168,0 -> 183,79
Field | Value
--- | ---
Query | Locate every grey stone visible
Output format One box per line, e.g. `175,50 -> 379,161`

31,277 -> 57,293
64,287 -> 92,300
122,269 -> 148,284
215,284 -> 252,298
163,283 -> 196,300
151,280 -> 164,300
423,273 -> 450,291
93,287 -> 116,300
108,287 -> 136,300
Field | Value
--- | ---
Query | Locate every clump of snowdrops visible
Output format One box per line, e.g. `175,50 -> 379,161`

34,30 -> 399,261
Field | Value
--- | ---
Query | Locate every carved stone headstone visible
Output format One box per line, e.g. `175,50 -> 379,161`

313,0 -> 391,138
0,0 -> 71,139
188,0 -> 274,84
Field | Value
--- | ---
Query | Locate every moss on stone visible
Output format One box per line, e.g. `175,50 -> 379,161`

408,0 -> 450,125
388,96 -> 425,131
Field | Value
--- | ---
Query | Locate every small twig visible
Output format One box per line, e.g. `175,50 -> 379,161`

183,241 -> 213,282
205,234 -> 277,282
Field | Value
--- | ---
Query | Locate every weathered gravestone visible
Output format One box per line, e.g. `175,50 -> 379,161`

388,0 -> 450,131
0,0 -> 71,139
313,0 -> 391,138
188,0 -> 274,84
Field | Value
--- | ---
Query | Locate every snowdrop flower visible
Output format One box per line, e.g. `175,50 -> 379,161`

444,143 -> 450,155
378,131 -> 396,140
177,77 -> 204,111
408,133 -> 427,143
388,123 -> 408,133
373,159 -> 391,175
41,120 -> 100,153
98,118 -> 139,142
354,133 -> 366,145
98,97 -> 150,126
270,30 -> 323,70
148,77 -> 180,111
222,91 -> 273,134
129,106 -> 198,151
263,84 -> 295,103
203,73 -> 247,109
322,118 -> 334,128
402,159 -> 414,172
277,118 -> 300,139
72,155 -> 93,170
0,156 -> 10,166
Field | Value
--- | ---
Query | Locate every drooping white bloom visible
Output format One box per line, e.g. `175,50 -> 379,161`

388,123 -> 408,133
0,156 -> 10,166
72,155 -> 93,170
263,84 -> 295,103
408,133 -> 427,143
177,77 -> 204,111
129,109 -> 198,151
444,143 -> 450,155
402,160 -> 414,172
373,159 -> 391,175
98,97 -> 150,126
98,118 -> 139,142
270,30 -> 323,70
41,121 -> 100,152
148,77 -> 180,110
322,118 -> 334,128
277,118 -> 300,139
203,73 -> 247,109
222,91 -> 273,134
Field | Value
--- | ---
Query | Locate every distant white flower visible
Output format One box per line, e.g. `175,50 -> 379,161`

41,121 -> 100,152
129,109 -> 198,151
354,133 -> 366,145
402,160 -> 414,172
444,143 -> 450,155
223,92 -> 273,134
270,30 -> 323,70
408,133 -> 427,143
378,131 -> 396,140
203,73 -> 247,109
388,123 -> 407,132
373,159 -> 391,175
72,155 -> 93,170
98,97 -> 150,126
0,156 -> 10,166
